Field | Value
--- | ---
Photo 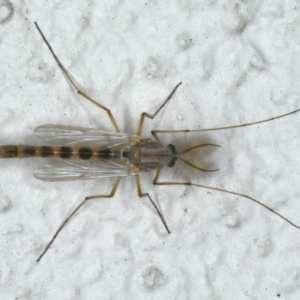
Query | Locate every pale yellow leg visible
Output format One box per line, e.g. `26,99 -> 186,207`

37,177 -> 122,262
34,22 -> 120,133
136,82 -> 182,137
135,174 -> 170,233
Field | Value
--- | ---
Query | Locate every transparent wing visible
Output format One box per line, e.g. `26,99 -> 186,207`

33,124 -> 139,181
34,159 -> 131,181
34,124 -> 131,147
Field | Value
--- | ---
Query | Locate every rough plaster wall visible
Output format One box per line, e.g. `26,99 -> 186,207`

1,1 -> 300,299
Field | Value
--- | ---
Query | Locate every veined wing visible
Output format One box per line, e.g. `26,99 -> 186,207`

34,124 -> 132,147
33,159 -> 131,181
33,125 -> 140,181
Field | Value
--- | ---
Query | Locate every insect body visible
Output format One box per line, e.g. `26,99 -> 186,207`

0,125 -> 177,179
1,22 -> 300,262
0,122 -> 180,261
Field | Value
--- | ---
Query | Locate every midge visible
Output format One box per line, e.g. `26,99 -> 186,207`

2,23 -> 300,262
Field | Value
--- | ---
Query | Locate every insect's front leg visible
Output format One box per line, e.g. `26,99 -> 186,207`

136,82 -> 182,137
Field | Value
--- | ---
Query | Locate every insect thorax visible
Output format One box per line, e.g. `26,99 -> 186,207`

124,140 -> 176,172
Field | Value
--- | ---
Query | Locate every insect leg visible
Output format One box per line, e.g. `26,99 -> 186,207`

135,174 -> 171,233
153,170 -> 300,231
36,176 -> 122,262
152,108 -> 300,139
34,22 -> 120,133
136,82 -> 182,137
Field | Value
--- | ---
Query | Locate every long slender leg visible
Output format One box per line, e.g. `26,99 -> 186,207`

136,82 -> 182,136
135,174 -> 170,233
37,177 -> 122,262
152,108 -> 300,140
152,170 -> 300,231
34,22 -> 120,133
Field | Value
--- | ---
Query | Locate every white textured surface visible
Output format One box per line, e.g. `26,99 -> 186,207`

1,1 -> 300,299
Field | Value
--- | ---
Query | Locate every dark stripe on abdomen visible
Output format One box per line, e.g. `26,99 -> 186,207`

23,146 -> 36,157
41,146 -> 54,157
97,149 -> 111,159
79,147 -> 93,159
59,146 -> 73,159
0,145 -> 18,158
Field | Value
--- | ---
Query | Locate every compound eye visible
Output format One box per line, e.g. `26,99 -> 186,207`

167,157 -> 177,167
167,144 -> 177,154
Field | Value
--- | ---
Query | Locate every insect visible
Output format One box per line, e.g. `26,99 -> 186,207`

1,22 -> 300,262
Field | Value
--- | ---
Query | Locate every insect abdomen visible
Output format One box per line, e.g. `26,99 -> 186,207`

0,145 -> 122,160
0,145 -> 58,158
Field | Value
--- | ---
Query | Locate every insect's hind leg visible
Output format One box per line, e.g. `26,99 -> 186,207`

34,22 -> 120,133
36,177 -> 122,262
135,174 -> 171,233
136,82 -> 182,137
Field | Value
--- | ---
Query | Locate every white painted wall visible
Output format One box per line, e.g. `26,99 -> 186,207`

1,1 -> 300,299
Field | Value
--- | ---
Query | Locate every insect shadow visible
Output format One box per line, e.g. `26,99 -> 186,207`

1,22 -> 300,262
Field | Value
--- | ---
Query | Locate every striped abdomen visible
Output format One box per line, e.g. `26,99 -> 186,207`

0,145 -> 121,160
